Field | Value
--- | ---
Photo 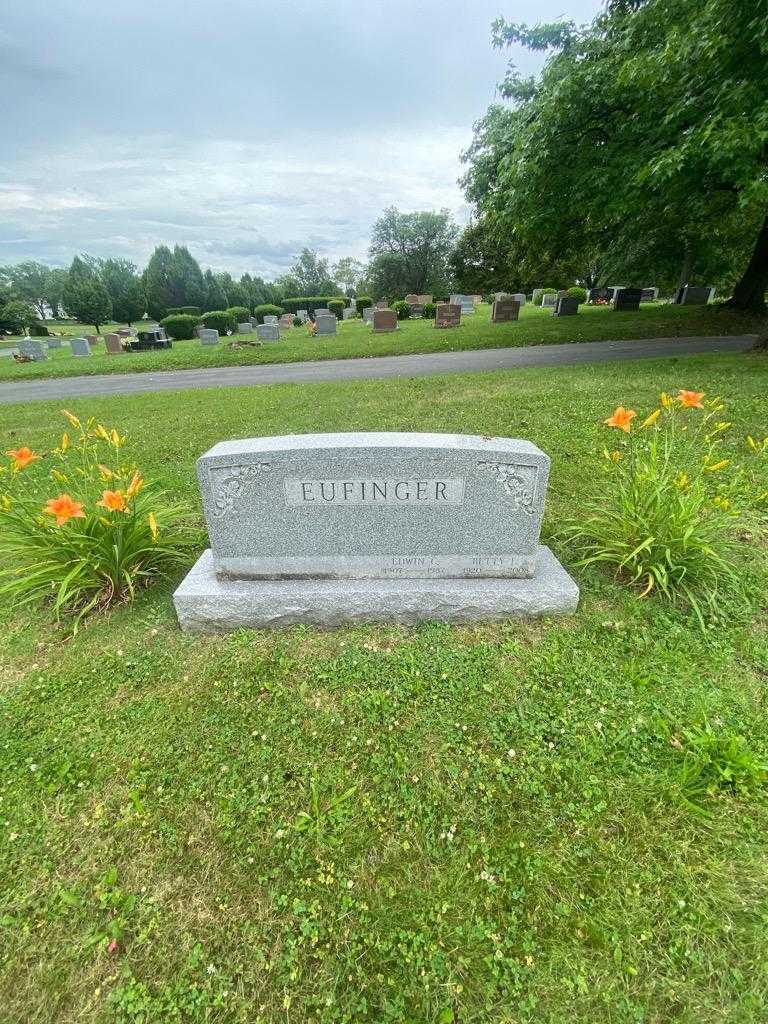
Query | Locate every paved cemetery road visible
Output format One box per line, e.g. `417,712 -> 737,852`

0,334 -> 758,405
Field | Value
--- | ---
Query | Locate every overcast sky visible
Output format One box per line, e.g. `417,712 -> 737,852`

3,0 -> 603,279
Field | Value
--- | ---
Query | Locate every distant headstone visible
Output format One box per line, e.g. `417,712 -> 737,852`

606,287 -> 625,301
531,288 -> 546,305
612,288 -> 642,311
404,294 -> 420,305
374,300 -> 388,310
296,309 -> 309,322
238,322 -> 252,333
104,334 -> 124,354
249,317 -> 259,327
256,323 -> 280,341
362,307 -> 374,324
409,303 -> 424,317
85,335 -> 99,345
541,293 -> 557,308
172,431 -> 579,631
416,294 -> 432,304
435,303 -> 461,329
553,296 -> 579,317
557,290 -> 569,299
640,287 -> 659,302
342,307 -> 355,319
451,294 -> 475,314
676,285 -> 714,305
372,309 -> 398,333
315,308 -> 331,317
18,338 -> 47,361
587,287 -> 611,303
491,298 -> 520,323
199,329 -> 220,346
510,292 -> 526,307
494,292 -> 510,301
46,337 -> 62,348
69,336 -> 92,356
263,315 -> 279,325
279,314 -> 294,329
117,328 -> 133,338
315,314 -> 337,336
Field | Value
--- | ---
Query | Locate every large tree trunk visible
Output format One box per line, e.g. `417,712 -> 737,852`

727,214 -> 768,313
678,248 -> 693,288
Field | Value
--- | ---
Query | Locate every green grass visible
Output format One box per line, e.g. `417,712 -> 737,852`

1,302 -> 764,382
1,352 -> 767,1022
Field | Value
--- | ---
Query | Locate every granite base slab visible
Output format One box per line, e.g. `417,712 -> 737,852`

173,546 -> 579,632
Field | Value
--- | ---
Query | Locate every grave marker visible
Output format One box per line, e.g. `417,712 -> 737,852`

69,337 -> 92,356
435,303 -> 461,329
173,431 -> 579,630
491,298 -> 520,323
372,309 -> 398,333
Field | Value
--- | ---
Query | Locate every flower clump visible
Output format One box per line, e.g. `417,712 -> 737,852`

0,410 -> 189,628
562,388 -> 767,625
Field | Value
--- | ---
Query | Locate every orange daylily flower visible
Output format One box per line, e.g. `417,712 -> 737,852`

604,407 -> 637,433
44,493 -> 86,526
98,489 -> 127,512
677,389 -> 705,409
6,446 -> 40,470
126,470 -> 143,498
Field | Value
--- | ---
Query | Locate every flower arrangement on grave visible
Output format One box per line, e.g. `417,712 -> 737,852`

0,410 -> 191,629
560,389 -> 767,624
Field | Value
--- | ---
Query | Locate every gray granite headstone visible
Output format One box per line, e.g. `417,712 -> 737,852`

256,323 -> 280,341
199,329 -> 220,345
263,315 -> 278,325
362,307 -> 374,323
511,292 -> 526,306
18,338 -> 47,361
342,307 -> 355,319
69,336 -> 92,356
314,308 -> 331,317
541,293 -> 557,308
237,322 -> 252,333
315,314 -> 337,336
173,432 -> 578,630
297,310 -> 309,322
46,337 -> 62,348
553,296 -> 579,316
640,287 -> 659,301
451,294 -> 475,315
679,286 -> 714,305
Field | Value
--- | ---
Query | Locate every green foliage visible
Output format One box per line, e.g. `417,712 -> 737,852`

674,723 -> 767,808
567,286 -> 587,304
391,300 -> 410,320
159,314 -> 200,340
166,306 -> 201,317
292,315 -> 303,328
0,260 -> 53,318
28,322 -> 50,337
367,207 -> 459,298
0,412 -> 190,630
560,392 -> 766,626
203,269 -> 228,312
332,256 -> 364,292
253,304 -> 283,323
142,246 -> 205,319
327,299 -> 345,319
225,306 -> 251,324
62,259 -> 112,332
422,302 -> 436,319
98,258 -> 146,325
278,297 -> 343,315
0,299 -> 36,334
466,1 -> 768,308
277,248 -> 336,295
355,295 -> 373,314
200,310 -> 234,334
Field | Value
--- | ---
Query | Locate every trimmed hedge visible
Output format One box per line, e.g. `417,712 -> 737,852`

392,300 -> 410,320
201,310 -> 234,334
253,304 -> 284,324
280,296 -> 349,315
226,305 -> 251,324
566,286 -> 588,304
355,295 -> 373,314
166,306 -> 201,316
422,302 -> 436,319
160,313 -> 201,340
328,299 -> 345,319
29,322 -> 51,337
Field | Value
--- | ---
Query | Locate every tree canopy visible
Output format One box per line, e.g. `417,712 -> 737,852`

462,0 -> 768,307
367,208 -> 458,297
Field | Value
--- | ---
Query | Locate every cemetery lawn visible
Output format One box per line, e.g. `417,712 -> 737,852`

2,350 -> 768,1023
0,302 -> 764,381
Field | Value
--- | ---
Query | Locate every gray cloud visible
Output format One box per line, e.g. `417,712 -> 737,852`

3,0 -> 603,276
